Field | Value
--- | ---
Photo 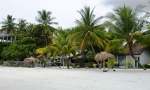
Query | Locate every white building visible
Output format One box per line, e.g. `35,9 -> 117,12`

117,46 -> 150,68
0,30 -> 12,42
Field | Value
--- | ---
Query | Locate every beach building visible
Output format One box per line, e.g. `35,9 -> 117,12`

116,45 -> 150,68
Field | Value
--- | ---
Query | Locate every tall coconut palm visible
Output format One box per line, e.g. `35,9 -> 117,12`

1,15 -> 16,42
1,15 -> 16,34
75,6 -> 105,54
36,10 -> 58,46
17,19 -> 28,33
105,5 -> 148,70
73,6 -> 106,68
15,19 -> 29,39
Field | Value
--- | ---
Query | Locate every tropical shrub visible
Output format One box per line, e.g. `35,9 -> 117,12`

88,61 -> 95,68
143,64 -> 150,68
106,59 -> 117,69
124,60 -> 132,69
37,55 -> 47,67
0,42 -> 10,60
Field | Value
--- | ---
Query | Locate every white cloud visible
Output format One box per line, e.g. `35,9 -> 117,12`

1,0 -> 148,29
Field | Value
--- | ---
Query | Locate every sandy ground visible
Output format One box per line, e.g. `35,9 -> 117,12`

0,66 -> 150,90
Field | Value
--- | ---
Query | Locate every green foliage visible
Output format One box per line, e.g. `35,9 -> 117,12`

1,5 -> 150,70
36,10 -> 58,46
1,36 -> 38,60
37,55 -> 47,64
1,15 -> 16,34
105,5 -> 148,70
0,61 -> 3,65
0,42 -> 10,51
86,50 -> 94,58
124,60 -> 132,68
1,22 -> 49,61
143,64 -> 150,68
105,39 -> 125,53
1,43 -> 37,60
139,31 -> 150,47
47,29 -> 77,58
106,59 -> 117,68
72,64 -> 80,68
75,6 -> 106,54
0,42 -> 10,60
105,5 -> 148,51
76,65 -> 80,68
87,61 -> 95,68
93,64 -> 97,68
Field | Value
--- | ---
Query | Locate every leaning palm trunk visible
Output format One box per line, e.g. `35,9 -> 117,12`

128,44 -> 146,70
89,38 -> 101,69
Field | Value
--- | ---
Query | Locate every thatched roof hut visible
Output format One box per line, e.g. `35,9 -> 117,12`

24,57 -> 37,62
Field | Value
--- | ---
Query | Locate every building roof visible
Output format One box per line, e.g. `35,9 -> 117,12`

126,45 -> 146,55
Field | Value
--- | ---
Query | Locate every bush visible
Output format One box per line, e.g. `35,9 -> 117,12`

93,64 -> 97,68
144,64 -> 150,68
0,61 -> 3,65
124,60 -> 132,68
71,64 -> 81,68
88,62 -> 95,68
106,59 -> 117,69
75,65 -> 80,68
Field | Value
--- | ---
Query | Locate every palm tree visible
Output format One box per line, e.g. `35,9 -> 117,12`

105,5 -> 148,70
73,6 -> 106,68
36,10 -> 58,46
47,29 -> 77,69
1,15 -> 16,42
15,19 -> 29,39
17,19 -> 28,33
1,15 -> 16,34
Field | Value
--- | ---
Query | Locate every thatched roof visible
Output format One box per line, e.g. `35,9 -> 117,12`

24,57 -> 37,62
94,51 -> 115,61
126,45 -> 146,55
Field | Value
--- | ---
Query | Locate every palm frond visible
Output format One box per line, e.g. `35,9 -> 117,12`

90,32 -> 104,48
105,39 -> 125,53
80,32 -> 89,51
138,34 -> 150,46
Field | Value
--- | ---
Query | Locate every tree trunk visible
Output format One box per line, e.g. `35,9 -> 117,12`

89,39 -> 101,69
66,59 -> 70,69
63,59 -> 65,68
80,53 -> 85,68
11,36 -> 12,44
45,35 -> 48,46
128,43 -> 146,70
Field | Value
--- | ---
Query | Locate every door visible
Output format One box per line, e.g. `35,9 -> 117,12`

135,57 -> 140,68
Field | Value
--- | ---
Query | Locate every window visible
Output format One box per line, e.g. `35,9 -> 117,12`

118,56 -> 126,66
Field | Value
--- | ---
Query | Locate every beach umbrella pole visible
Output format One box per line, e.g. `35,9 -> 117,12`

103,60 -> 105,70
63,59 -> 65,68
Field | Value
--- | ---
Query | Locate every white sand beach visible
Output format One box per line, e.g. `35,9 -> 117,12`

0,66 -> 150,90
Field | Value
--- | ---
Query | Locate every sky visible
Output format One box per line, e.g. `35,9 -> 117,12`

0,0 -> 149,29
